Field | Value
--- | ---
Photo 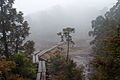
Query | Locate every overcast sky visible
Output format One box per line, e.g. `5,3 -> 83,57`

14,0 -> 117,15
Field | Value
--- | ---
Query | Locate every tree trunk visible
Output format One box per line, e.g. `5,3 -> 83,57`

1,0 -> 9,59
66,37 -> 70,62
15,38 -> 19,53
2,26 -> 9,58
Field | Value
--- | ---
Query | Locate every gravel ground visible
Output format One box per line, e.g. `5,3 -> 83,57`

70,47 -> 93,80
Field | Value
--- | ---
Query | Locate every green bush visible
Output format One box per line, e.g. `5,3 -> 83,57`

49,54 -> 83,80
11,53 -> 36,80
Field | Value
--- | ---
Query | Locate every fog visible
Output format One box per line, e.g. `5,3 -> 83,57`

14,0 -> 116,49
14,0 -> 116,15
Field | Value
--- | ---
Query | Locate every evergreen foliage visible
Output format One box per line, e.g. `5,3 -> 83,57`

89,0 -> 120,79
57,27 -> 75,62
11,53 -> 36,80
0,0 -> 30,58
0,0 -> 36,80
49,54 -> 83,80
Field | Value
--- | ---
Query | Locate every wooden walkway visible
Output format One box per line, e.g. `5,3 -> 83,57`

33,42 -> 64,63
33,42 -> 64,80
36,61 -> 46,80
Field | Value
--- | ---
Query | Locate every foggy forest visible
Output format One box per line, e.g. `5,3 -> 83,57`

0,0 -> 120,80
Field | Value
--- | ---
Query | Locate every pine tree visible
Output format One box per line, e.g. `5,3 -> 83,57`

0,0 -> 30,58
0,0 -> 14,58
57,27 -> 75,62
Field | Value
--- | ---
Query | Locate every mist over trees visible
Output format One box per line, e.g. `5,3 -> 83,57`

89,0 -> 120,79
25,5 -> 105,49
